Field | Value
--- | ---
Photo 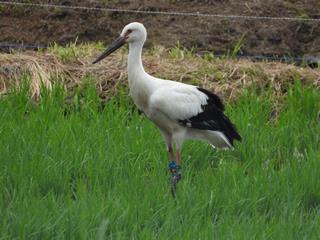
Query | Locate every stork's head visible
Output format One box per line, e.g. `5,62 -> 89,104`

92,22 -> 147,64
121,22 -> 147,44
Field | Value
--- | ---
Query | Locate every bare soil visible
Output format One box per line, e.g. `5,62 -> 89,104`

1,0 -> 320,57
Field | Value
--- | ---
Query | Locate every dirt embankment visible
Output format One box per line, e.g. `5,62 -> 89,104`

1,0 -> 320,57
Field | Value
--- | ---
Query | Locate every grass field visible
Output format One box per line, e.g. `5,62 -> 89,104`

0,76 -> 319,239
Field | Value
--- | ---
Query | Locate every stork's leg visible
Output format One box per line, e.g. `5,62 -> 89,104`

161,133 -> 177,172
173,146 -> 182,182
163,134 -> 180,178
168,143 -> 181,198
162,133 -> 175,162
175,147 -> 181,166
167,143 -> 179,175
168,143 -> 175,162
161,132 -> 182,198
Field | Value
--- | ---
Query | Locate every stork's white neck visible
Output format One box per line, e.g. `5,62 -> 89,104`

127,41 -> 147,82
127,40 -> 159,112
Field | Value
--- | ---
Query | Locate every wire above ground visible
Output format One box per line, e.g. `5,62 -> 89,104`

0,1 -> 319,22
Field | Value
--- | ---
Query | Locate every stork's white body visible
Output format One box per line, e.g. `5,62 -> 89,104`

93,22 -> 241,169
127,38 -> 232,150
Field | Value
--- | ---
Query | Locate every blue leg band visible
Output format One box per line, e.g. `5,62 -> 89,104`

168,161 -> 177,170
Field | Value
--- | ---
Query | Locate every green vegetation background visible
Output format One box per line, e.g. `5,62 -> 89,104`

0,75 -> 319,239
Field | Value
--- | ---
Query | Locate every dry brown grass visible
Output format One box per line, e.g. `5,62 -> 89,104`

0,46 -> 319,101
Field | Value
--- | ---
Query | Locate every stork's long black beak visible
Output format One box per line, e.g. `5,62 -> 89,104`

92,36 -> 126,64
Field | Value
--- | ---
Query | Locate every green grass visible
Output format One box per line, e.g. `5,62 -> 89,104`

48,42 -> 105,63
169,41 -> 195,60
0,79 -> 319,239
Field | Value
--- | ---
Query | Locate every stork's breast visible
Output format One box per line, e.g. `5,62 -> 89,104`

130,87 -> 149,112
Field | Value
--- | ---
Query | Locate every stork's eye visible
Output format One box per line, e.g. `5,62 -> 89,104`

127,29 -> 133,34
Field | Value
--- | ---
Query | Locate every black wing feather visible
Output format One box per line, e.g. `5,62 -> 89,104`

179,88 -> 241,145
197,88 -> 225,111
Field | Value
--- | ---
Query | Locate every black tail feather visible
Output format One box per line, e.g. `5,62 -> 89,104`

219,114 -> 241,146
179,88 -> 241,146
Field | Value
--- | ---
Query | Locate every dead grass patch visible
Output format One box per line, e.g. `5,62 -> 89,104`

0,47 -> 319,102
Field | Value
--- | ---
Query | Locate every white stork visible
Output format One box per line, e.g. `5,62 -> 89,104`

93,22 -> 241,184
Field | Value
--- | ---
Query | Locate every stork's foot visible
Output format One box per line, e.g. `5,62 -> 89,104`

168,161 -> 181,198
